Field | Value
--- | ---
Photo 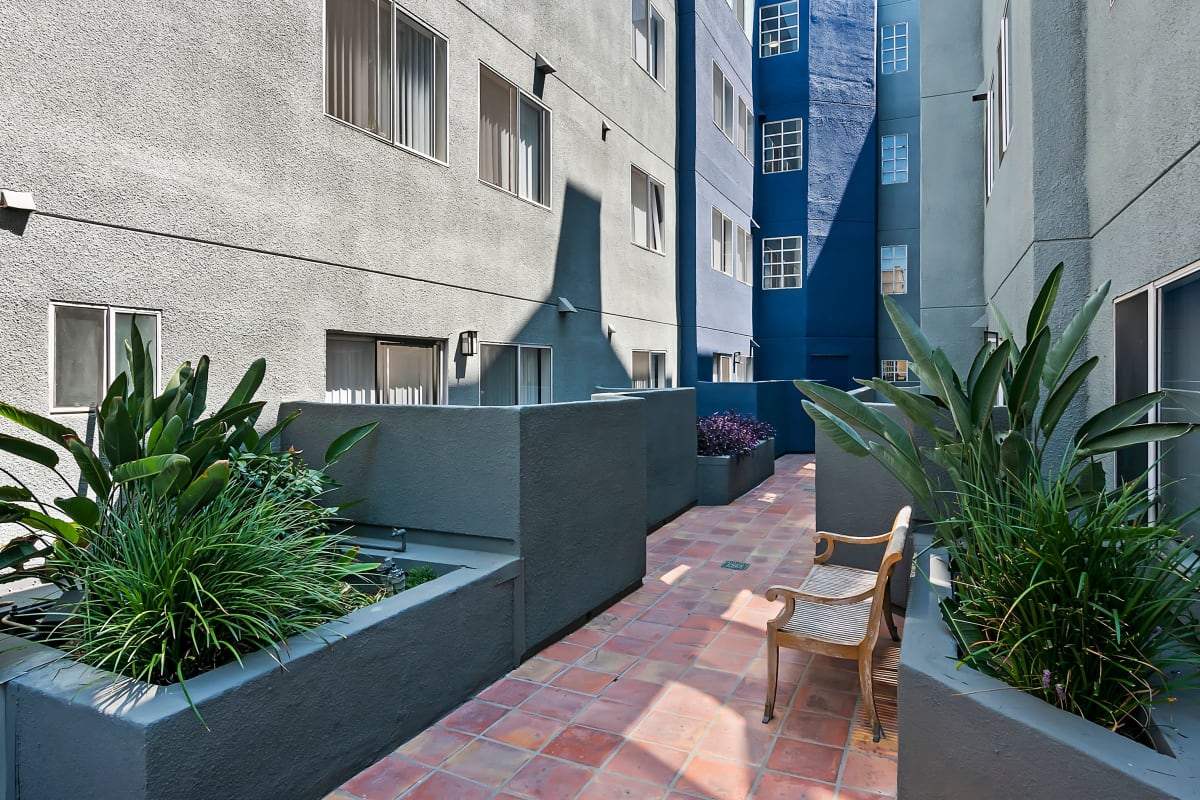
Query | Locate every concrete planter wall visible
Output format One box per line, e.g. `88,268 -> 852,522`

4,545 -> 521,800
592,387 -> 697,530
697,438 -> 775,506
899,534 -> 1199,800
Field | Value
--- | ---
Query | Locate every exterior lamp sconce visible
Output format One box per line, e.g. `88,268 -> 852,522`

983,330 -> 1000,349
460,330 -> 479,357
535,53 -> 557,75
0,190 -> 37,212
607,324 -> 616,340
601,120 -> 613,141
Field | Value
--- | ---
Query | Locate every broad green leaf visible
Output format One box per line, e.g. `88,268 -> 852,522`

1075,423 -> 1196,458
54,496 -> 100,528
189,356 -> 210,422
970,341 -> 1011,428
66,437 -> 112,498
99,372 -> 128,419
1025,262 -> 1064,344
194,402 -> 267,441
150,385 -> 181,429
883,295 -> 939,386
176,460 -> 231,517
150,416 -> 184,457
0,402 -> 75,448
858,378 -> 944,436
990,303 -> 1022,364
100,398 -> 140,467
0,502 -> 25,525
253,409 -> 302,456
1000,433 -> 1035,478
1008,329 -> 1050,429
966,344 -> 991,397
867,440 -> 937,512
0,486 -> 32,502
152,458 -> 190,496
0,433 -> 59,469
324,421 -> 380,467
1043,280 -> 1110,389
112,454 -> 190,483
179,431 -> 224,472
802,401 -> 869,456
928,348 -> 972,438
21,510 -> 81,543
216,358 -> 266,416
1039,357 -> 1098,441
796,381 -> 917,463
0,537 -> 47,572
1075,392 -> 1165,444
225,418 -> 259,452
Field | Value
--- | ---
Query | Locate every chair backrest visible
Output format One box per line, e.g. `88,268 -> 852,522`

866,506 -> 911,633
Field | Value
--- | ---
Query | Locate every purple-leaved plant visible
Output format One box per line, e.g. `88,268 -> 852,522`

696,412 -> 776,457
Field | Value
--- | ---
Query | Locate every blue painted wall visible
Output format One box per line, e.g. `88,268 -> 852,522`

696,380 -> 815,453
754,0 -> 879,389
678,0 -> 756,386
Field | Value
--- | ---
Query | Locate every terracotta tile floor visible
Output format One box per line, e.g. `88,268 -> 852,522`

332,455 -> 899,800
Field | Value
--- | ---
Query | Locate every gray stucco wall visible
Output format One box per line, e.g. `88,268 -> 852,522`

0,0 -> 680,506
279,398 -> 647,653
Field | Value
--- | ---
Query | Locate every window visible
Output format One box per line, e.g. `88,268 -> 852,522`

736,226 -> 752,284
50,303 -> 160,412
881,359 -> 909,382
737,98 -> 753,161
763,236 -> 802,289
326,334 -> 443,405
881,245 -> 908,294
999,2 -> 1012,152
480,344 -> 552,405
881,22 -> 908,74
881,133 -> 909,184
763,118 -> 803,173
632,350 -> 667,389
712,353 -> 733,383
759,2 -> 800,57
479,64 -> 551,207
711,208 -> 735,276
632,0 -> 665,82
631,166 -> 666,252
985,74 -> 996,198
712,63 -> 735,140
736,0 -> 754,39
324,0 -> 448,162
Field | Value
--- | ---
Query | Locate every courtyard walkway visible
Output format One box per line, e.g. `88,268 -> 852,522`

331,455 -> 899,800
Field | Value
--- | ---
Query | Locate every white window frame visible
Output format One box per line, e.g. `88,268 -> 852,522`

479,342 -> 553,406
631,165 -> 667,253
736,226 -> 752,285
325,332 -> 446,405
322,0 -> 450,165
881,133 -> 909,185
999,2 -> 1012,153
763,118 -> 803,173
881,22 -> 908,75
736,0 -> 754,39
759,1 -> 800,57
48,303 -> 162,414
711,208 -> 736,277
762,236 -> 803,289
881,359 -> 909,383
737,98 -> 753,162
478,62 -> 553,209
985,74 -> 996,199
632,350 -> 668,389
632,0 -> 666,85
881,245 -> 908,295
712,62 -> 736,141
712,353 -> 733,383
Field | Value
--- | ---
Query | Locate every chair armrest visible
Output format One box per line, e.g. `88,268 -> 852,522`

764,584 -> 874,606
812,530 -> 892,564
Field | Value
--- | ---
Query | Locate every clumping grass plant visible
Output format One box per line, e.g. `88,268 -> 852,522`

51,481 -> 375,704
944,454 -> 1200,740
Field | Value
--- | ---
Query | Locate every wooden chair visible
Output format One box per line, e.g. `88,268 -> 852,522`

762,506 -> 912,741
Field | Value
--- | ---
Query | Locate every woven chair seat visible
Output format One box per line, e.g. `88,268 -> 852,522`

780,598 -> 872,646
797,563 -> 877,600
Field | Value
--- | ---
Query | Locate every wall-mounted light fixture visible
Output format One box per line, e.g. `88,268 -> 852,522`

0,190 -> 37,212
607,324 -> 616,339
535,53 -> 557,75
459,330 -> 479,357
601,120 -> 612,141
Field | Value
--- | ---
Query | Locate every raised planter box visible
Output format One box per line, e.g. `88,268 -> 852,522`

899,533 -> 1200,800
697,438 -> 775,506
4,543 -> 522,800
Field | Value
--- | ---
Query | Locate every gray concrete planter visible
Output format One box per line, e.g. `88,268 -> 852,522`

899,534 -> 1200,800
3,543 -> 522,800
697,438 -> 775,505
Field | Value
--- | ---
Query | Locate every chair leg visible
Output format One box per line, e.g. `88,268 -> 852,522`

763,632 -> 779,724
883,578 -> 900,643
858,648 -> 883,742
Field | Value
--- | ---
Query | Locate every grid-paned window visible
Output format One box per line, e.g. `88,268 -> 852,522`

711,208 -> 736,276
480,344 -> 552,405
881,133 -> 909,184
759,2 -> 800,57
50,304 -> 160,412
881,22 -> 908,74
479,64 -> 551,206
737,98 -> 753,161
712,353 -> 733,383
632,350 -> 667,389
881,245 -> 908,294
763,118 -> 802,173
763,236 -> 802,289
736,226 -> 752,285
631,166 -> 666,252
881,359 -> 909,383
326,334 -> 443,405
325,0 -> 448,162
632,0 -> 665,82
